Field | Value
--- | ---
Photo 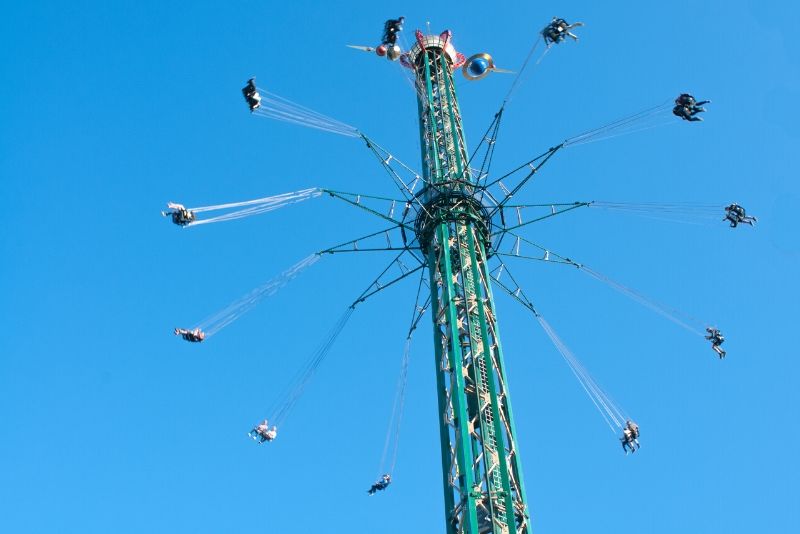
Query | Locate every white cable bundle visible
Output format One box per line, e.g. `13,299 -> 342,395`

536,315 -> 630,433
195,253 -> 321,337
182,188 -> 322,227
254,90 -> 360,138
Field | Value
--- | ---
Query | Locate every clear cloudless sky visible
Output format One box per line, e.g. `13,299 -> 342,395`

1,1 -> 798,533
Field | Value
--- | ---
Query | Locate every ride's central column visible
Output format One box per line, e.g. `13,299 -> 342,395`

407,30 -> 530,534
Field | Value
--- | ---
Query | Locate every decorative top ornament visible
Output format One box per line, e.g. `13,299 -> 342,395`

461,53 -> 513,81
403,29 -> 467,70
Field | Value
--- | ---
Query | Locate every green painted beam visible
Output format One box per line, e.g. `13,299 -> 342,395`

409,30 -> 530,534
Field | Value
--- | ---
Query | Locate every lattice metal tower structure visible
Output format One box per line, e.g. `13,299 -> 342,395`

407,30 -> 529,534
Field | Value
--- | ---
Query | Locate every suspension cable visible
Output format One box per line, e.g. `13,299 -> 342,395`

193,253 -> 321,338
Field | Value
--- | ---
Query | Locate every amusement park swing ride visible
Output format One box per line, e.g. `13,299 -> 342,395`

164,15 -> 752,534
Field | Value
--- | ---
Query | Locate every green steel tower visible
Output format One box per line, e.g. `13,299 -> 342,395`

407,30 -> 530,534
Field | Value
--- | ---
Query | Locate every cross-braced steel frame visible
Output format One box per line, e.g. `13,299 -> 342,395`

409,31 -> 529,534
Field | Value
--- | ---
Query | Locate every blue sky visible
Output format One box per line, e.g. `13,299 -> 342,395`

1,1 -> 798,532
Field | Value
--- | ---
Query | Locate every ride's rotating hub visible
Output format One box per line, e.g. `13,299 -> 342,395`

412,188 -> 493,255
